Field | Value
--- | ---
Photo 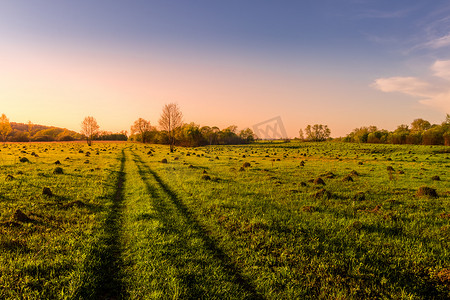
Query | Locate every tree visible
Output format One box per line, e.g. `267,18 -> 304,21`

422,126 -> 445,145
239,128 -> 255,143
131,118 -> 152,143
200,126 -> 213,145
411,118 -> 431,132
179,123 -> 204,146
0,114 -> 12,142
10,131 -> 30,142
389,124 -> 410,144
443,114 -> 450,125
298,129 -> 304,140
159,103 -> 183,152
304,124 -> 331,142
219,126 -> 240,144
81,116 -> 100,146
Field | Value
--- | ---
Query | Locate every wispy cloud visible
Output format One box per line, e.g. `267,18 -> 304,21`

424,34 -> 450,49
414,6 -> 450,51
372,60 -> 450,112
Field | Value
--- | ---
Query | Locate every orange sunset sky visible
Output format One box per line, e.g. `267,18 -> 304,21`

1,1 -> 449,137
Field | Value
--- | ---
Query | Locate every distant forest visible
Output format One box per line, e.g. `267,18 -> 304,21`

340,115 -> 450,146
7,122 -> 127,142
1,113 -> 449,146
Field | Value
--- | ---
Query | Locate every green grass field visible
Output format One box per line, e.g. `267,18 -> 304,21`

0,141 -> 449,299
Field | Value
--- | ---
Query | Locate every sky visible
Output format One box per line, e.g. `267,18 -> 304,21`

1,0 -> 449,137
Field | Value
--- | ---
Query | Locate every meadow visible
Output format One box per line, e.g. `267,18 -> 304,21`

0,141 -> 448,299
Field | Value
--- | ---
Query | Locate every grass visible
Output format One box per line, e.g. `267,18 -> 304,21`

0,142 -> 126,299
0,141 -> 449,299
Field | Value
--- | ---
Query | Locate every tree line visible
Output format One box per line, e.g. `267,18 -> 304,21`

0,104 -> 255,147
0,114 -> 127,143
1,109 -> 449,146
129,103 -> 255,150
341,115 -> 450,146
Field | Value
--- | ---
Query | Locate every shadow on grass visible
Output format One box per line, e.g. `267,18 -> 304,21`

132,151 -> 264,300
73,149 -> 127,300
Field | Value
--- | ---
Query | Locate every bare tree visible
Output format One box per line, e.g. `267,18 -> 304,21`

27,121 -> 34,142
298,129 -> 304,140
304,124 -> 331,142
158,103 -> 183,152
131,118 -> 152,143
81,116 -> 100,146
0,114 -> 12,143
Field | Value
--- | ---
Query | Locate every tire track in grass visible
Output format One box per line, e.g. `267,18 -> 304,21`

74,149 -> 128,300
131,150 -> 263,299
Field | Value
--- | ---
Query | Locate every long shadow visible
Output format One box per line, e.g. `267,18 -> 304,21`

73,150 -> 127,300
132,151 -> 263,300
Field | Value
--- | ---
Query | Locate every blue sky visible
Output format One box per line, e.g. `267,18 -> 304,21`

1,1 -> 449,136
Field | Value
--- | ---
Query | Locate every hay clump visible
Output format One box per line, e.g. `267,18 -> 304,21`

13,209 -> 32,222
416,186 -> 438,198
53,167 -> 64,174
314,177 -> 325,185
201,174 -> 211,180
347,221 -> 362,231
42,187 -> 53,196
353,192 -> 366,201
19,157 -> 29,163
350,170 -> 359,176
321,172 -> 335,178
313,188 -> 331,199
342,175 -> 353,182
